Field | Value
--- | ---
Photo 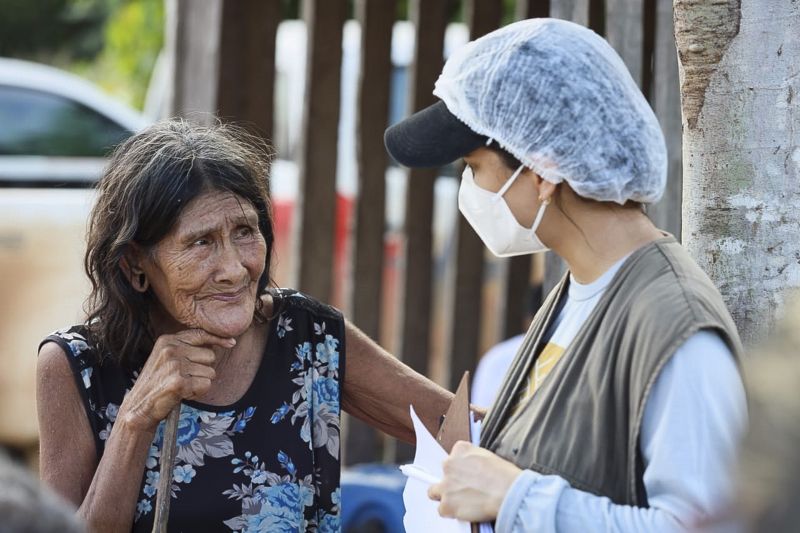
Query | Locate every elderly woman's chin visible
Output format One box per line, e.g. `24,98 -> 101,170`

188,293 -> 259,339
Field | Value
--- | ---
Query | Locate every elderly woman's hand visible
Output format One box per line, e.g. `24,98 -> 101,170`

428,441 -> 523,523
118,329 -> 235,432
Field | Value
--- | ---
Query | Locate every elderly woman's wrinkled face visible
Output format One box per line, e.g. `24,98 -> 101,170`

139,189 -> 267,338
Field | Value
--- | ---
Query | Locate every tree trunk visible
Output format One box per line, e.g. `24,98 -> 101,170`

674,0 -> 800,345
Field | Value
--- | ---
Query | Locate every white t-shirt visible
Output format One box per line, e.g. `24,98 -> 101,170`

514,255 -> 628,413
474,258 -> 628,414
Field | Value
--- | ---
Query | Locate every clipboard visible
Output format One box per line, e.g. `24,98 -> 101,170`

436,371 -> 481,533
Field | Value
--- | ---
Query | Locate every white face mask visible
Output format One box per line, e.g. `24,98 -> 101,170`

458,164 -> 549,257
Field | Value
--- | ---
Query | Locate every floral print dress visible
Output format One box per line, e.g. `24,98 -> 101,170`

42,289 -> 345,532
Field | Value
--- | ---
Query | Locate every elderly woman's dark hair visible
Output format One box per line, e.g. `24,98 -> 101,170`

85,119 -> 275,370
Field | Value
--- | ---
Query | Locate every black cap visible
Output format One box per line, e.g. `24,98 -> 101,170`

384,100 -> 487,168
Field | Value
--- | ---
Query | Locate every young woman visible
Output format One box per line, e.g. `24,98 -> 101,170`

384,18 -> 747,532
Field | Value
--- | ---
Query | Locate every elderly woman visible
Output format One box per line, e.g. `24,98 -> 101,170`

37,121 -> 452,532
384,19 -> 747,531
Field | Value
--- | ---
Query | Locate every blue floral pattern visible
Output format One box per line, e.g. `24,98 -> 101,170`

221,450 -> 315,532
271,329 -> 342,459
44,289 -> 344,532
133,404 -> 252,521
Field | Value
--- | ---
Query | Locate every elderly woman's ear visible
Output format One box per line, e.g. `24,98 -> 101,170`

119,245 -> 149,293
259,292 -> 275,320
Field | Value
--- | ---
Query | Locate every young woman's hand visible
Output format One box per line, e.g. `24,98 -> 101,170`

428,441 -> 523,522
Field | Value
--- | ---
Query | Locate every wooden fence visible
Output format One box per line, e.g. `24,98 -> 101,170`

167,0 -> 682,464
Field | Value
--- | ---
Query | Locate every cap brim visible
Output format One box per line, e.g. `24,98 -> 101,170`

384,101 -> 487,168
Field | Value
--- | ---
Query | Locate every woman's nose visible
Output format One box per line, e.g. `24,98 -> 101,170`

213,242 -> 248,284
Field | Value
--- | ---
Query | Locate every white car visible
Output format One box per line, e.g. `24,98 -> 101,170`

0,57 -> 149,185
0,58 -> 148,450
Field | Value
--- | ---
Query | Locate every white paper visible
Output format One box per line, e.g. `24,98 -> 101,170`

402,405 -> 471,533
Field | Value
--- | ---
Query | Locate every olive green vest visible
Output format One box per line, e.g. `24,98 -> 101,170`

480,236 -> 743,506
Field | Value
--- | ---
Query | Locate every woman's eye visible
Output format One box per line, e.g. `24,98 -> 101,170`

192,238 -> 210,247
236,226 -> 255,238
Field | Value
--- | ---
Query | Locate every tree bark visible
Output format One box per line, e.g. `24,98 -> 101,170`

675,0 -> 800,344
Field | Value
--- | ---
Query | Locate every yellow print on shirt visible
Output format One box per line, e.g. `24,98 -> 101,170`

514,342 -> 566,414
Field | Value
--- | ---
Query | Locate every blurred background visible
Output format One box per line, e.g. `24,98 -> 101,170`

0,0 -> 682,529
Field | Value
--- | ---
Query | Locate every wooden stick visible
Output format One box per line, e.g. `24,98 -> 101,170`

152,405 -> 181,533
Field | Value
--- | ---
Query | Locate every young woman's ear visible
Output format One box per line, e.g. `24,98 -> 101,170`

529,171 -> 558,204
538,180 -> 558,204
